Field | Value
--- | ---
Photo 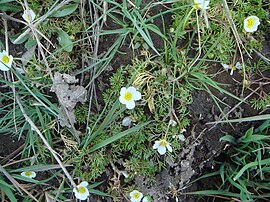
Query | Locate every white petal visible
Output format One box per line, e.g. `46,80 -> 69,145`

126,100 -> 135,109
138,192 -> 144,201
0,62 -> 9,71
79,181 -> 88,187
119,95 -> 127,104
235,62 -> 242,69
7,55 -> 13,67
127,86 -> 136,94
153,141 -> 160,149
230,69 -> 234,76
120,87 -> 127,96
30,172 -> 36,178
157,146 -> 166,155
79,188 -> 89,200
221,63 -> 229,70
194,0 -> 210,10
166,144 -> 173,152
133,91 -> 141,101
130,191 -> 135,198
28,9 -> 36,21
0,50 -> 7,56
131,198 -> 140,202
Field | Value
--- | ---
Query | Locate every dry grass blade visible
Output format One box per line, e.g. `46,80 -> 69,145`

15,95 -> 77,189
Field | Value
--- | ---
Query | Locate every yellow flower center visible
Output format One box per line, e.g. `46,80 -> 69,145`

229,65 -> 236,71
1,55 -> 9,64
247,18 -> 255,28
25,171 -> 32,177
124,92 -> 133,101
78,186 -> 86,194
193,3 -> 200,10
133,192 -> 140,199
160,140 -> 167,147
24,13 -> 32,22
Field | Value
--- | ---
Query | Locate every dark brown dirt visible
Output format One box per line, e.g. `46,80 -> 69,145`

0,134 -> 24,163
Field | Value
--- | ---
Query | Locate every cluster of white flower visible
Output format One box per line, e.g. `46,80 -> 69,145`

191,0 -> 260,33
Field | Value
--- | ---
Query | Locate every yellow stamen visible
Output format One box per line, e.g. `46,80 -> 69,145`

247,18 -> 255,28
133,193 -> 140,199
2,55 -> 9,64
160,141 -> 167,147
78,186 -> 86,194
124,92 -> 133,101
25,171 -> 32,176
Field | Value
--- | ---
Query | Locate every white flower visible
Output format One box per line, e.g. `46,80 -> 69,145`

244,16 -> 260,33
21,171 -> 36,179
0,50 -> 13,71
119,87 -> 141,109
169,119 -> 177,127
221,62 -> 242,75
153,139 -> 172,155
73,181 -> 89,200
22,9 -> 36,23
122,117 -> 132,127
193,0 -> 210,10
130,190 -> 143,202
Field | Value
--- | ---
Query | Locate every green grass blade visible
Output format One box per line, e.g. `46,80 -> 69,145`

89,121 -> 150,153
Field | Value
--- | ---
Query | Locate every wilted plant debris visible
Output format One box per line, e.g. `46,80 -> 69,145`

0,0 -> 270,201
51,72 -> 87,129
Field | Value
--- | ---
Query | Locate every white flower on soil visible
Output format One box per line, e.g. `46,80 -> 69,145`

0,50 -> 13,71
193,0 -> 210,10
221,62 -> 242,76
73,181 -> 90,201
244,16 -> 260,33
21,171 -> 36,179
22,9 -> 36,23
130,190 -> 143,202
153,139 -> 173,155
119,87 -> 141,109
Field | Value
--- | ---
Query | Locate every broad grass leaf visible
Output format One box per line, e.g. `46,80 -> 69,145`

50,4 -> 78,17
0,4 -> 21,12
0,184 -> 17,202
56,29 -> 73,52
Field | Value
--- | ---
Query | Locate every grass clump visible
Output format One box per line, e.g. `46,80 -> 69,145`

188,123 -> 270,201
